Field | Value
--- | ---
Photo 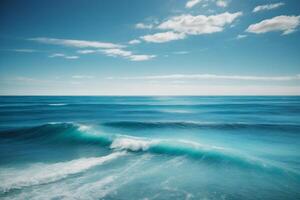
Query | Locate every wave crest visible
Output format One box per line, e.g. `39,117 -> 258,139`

110,137 -> 154,151
1,123 -> 296,175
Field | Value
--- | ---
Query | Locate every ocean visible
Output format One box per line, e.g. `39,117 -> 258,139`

0,96 -> 299,200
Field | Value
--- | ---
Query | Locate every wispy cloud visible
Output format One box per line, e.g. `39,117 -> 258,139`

49,53 -> 79,59
173,51 -> 189,55
128,39 -> 141,44
129,54 -> 156,61
253,2 -> 285,13
30,37 -> 124,49
48,53 -> 65,57
186,0 -> 229,9
141,31 -> 186,43
216,0 -> 229,8
107,74 -> 300,81
246,15 -> 300,35
64,56 -> 79,59
72,75 -> 94,79
236,34 -> 247,39
76,49 -> 97,54
135,23 -> 153,29
101,48 -> 132,57
13,49 -> 37,53
140,12 -> 242,43
30,37 -> 153,61
101,48 -> 156,61
186,0 -> 201,8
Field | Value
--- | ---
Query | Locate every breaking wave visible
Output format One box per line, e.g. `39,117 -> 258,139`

0,123 -> 297,176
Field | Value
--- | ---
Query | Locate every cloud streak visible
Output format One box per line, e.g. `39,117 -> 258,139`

135,23 -> 153,29
128,39 -> 141,44
77,50 -> 97,54
141,31 -> 186,43
101,48 -> 156,61
30,37 -> 154,61
30,37 -> 124,49
49,53 -> 79,59
236,34 -> 247,39
107,74 -> 300,81
72,75 -> 94,79
13,49 -> 37,53
216,0 -> 228,8
253,2 -> 285,13
186,0 -> 201,8
246,15 -> 300,35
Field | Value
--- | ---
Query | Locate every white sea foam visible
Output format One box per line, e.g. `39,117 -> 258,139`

48,103 -> 67,106
110,137 -> 154,151
72,155 -> 150,199
0,152 -> 125,193
77,124 -> 92,131
45,122 -> 92,132
46,121 -> 73,125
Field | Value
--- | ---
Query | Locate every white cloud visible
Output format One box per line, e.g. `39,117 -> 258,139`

236,34 -> 247,39
30,37 -> 153,61
72,75 -> 94,79
108,73 -> 300,81
64,56 -> 79,59
49,53 -> 65,58
101,48 -> 155,61
186,0 -> 201,8
77,49 -> 97,54
140,12 -> 242,43
75,48 -> 155,61
49,53 -> 79,59
129,55 -> 156,61
253,2 -> 285,13
30,37 -> 124,49
173,51 -> 189,54
157,12 -> 242,35
13,49 -> 37,53
101,48 -> 133,57
186,0 -> 229,9
216,0 -> 228,7
135,23 -> 153,29
128,39 -> 141,44
246,15 -> 300,35
141,31 -> 186,43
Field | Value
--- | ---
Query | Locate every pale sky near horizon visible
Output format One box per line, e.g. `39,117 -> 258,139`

0,0 -> 300,95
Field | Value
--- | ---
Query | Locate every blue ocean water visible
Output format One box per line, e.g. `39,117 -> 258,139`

0,96 -> 300,200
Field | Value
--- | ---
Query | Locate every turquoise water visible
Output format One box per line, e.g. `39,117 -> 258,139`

0,96 -> 300,199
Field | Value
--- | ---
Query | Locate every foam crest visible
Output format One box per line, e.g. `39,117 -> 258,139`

0,152 -> 125,193
48,103 -> 67,106
110,137 -> 154,151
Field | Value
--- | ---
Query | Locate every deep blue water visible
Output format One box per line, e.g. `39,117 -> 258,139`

0,96 -> 300,200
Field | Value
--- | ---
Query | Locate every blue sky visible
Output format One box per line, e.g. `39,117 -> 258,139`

0,0 -> 300,95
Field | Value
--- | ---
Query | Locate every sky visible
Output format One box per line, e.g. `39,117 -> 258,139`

0,0 -> 300,95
